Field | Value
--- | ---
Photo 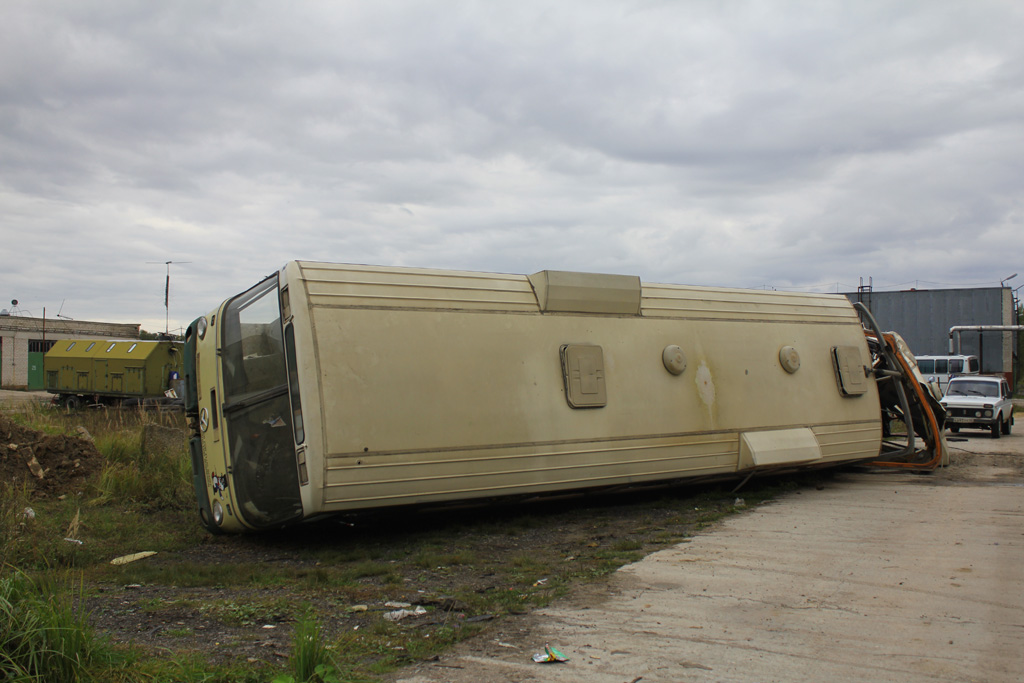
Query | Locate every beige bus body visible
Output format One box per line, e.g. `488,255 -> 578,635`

186,262 -> 884,533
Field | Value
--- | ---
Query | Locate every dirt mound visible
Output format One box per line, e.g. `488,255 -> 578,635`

0,415 -> 105,497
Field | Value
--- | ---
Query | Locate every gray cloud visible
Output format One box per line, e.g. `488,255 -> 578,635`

1,0 -> 1021,332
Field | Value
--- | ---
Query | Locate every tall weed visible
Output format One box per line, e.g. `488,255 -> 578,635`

0,484 -> 34,568
0,570 -> 107,683
277,612 -> 338,683
90,417 -> 192,510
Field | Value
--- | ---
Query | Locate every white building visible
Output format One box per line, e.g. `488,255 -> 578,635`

0,313 -> 140,390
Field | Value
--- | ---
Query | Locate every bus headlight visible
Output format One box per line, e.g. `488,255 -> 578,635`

197,316 -> 208,340
212,500 -> 224,526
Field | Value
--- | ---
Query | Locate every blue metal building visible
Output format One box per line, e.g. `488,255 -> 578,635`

843,287 -> 1017,380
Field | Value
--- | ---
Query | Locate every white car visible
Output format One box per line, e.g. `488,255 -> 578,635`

940,376 -> 1014,438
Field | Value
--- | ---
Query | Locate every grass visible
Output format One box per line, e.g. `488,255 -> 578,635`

0,483 -> 34,569
0,570 -> 112,683
287,612 -> 335,682
0,399 -> 810,682
199,597 -> 292,627
411,550 -> 476,569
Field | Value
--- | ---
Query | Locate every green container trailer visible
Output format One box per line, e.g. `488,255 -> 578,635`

44,339 -> 184,408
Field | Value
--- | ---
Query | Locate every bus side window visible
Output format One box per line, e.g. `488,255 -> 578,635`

918,359 -> 934,373
949,359 -> 962,373
934,359 -> 948,374
968,358 -> 980,373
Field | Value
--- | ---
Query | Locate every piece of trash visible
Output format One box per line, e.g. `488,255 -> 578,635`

110,551 -> 157,566
533,578 -> 548,587
124,584 -> 142,590
733,497 -> 745,507
532,644 -> 569,663
22,507 -> 35,521
496,641 -> 517,649
384,609 -> 416,622
63,538 -> 84,545
261,624 -> 276,630
27,455 -> 45,480
383,606 -> 426,622
350,604 -> 368,612
66,508 -> 81,539
465,614 -> 494,623
384,601 -> 412,608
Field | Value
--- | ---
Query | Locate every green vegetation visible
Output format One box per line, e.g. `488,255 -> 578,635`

1,400 -> 805,682
278,612 -> 336,683
0,570 -> 113,683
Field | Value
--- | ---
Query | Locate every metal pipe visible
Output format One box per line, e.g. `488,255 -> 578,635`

948,325 -> 1024,354
854,302 -> 915,459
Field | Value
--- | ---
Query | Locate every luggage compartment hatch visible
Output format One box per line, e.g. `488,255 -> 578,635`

832,345 -> 869,396
560,344 -> 607,408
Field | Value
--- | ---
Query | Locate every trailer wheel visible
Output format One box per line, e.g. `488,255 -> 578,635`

64,395 -> 81,411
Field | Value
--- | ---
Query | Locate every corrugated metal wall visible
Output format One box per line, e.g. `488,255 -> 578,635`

843,287 -> 1012,374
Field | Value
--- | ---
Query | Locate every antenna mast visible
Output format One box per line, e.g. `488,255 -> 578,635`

148,260 -> 192,335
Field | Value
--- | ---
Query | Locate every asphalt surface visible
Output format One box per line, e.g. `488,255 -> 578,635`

394,432 -> 1024,683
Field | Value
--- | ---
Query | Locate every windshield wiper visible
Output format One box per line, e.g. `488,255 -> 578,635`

222,384 -> 288,415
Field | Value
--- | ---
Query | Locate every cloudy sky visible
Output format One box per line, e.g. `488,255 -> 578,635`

2,1 -> 1022,334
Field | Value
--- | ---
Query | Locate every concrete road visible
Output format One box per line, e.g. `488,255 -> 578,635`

0,389 -> 51,407
394,432 -> 1024,683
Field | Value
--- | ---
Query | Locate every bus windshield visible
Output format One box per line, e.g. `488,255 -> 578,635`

220,275 -> 302,527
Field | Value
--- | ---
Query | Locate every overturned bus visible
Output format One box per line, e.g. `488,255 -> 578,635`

183,262 -> 944,533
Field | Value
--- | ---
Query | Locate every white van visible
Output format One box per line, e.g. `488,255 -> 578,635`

914,355 -> 980,394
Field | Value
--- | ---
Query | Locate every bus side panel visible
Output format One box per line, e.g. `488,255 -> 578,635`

304,307 -> 880,512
